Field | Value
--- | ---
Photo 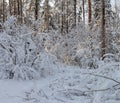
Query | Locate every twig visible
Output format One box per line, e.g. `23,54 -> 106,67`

83,73 -> 120,84
54,97 -> 66,103
85,87 -> 113,93
82,73 -> 120,92
0,43 -> 6,49
67,83 -> 120,93
31,56 -> 38,66
41,89 -> 49,100
84,84 -> 120,93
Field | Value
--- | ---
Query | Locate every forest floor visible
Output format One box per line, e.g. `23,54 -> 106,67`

0,63 -> 120,103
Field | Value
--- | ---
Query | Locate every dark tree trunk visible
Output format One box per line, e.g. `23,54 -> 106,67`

73,0 -> 76,26
101,0 -> 106,57
88,0 -> 92,25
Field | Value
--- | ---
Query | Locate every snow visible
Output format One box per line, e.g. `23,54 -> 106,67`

0,14 -> 120,103
0,63 -> 120,103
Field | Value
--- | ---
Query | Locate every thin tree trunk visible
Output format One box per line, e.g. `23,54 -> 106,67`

101,0 -> 106,58
44,0 -> 49,32
20,0 -> 23,23
35,0 -> 39,20
9,0 -> 12,16
73,0 -> 76,26
17,0 -> 20,15
66,0 -> 69,33
14,0 -> 17,15
88,0 -> 92,25
3,0 -> 5,22
82,0 -> 85,23
61,0 -> 64,33
17,0 -> 20,23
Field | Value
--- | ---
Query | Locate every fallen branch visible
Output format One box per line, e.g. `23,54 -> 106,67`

66,83 -> 120,94
54,97 -> 66,103
85,85 -> 120,93
83,73 -> 120,84
82,73 -> 120,92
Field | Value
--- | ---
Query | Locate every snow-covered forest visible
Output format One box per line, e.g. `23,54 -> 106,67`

0,0 -> 120,103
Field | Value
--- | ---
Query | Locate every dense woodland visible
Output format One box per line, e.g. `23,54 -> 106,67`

0,0 -> 120,79
0,0 -> 120,103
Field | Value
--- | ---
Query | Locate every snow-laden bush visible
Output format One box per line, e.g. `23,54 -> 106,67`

73,48 -> 99,69
0,16 -> 59,80
36,22 -> 100,68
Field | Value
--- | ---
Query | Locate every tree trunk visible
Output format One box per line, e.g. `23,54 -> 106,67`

82,0 -> 85,23
45,0 -> 49,32
14,0 -> 17,15
73,0 -> 76,26
9,0 -> 12,15
20,0 -> 23,23
3,0 -> 5,22
101,0 -> 106,58
35,0 -> 39,20
66,0 -> 69,33
88,0 -> 92,25
61,0 -> 64,33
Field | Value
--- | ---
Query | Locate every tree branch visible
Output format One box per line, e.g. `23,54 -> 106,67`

83,73 -> 120,84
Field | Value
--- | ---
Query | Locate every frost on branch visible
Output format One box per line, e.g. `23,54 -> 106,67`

0,16 -> 58,80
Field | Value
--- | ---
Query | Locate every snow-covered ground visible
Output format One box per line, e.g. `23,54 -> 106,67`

0,63 -> 120,103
